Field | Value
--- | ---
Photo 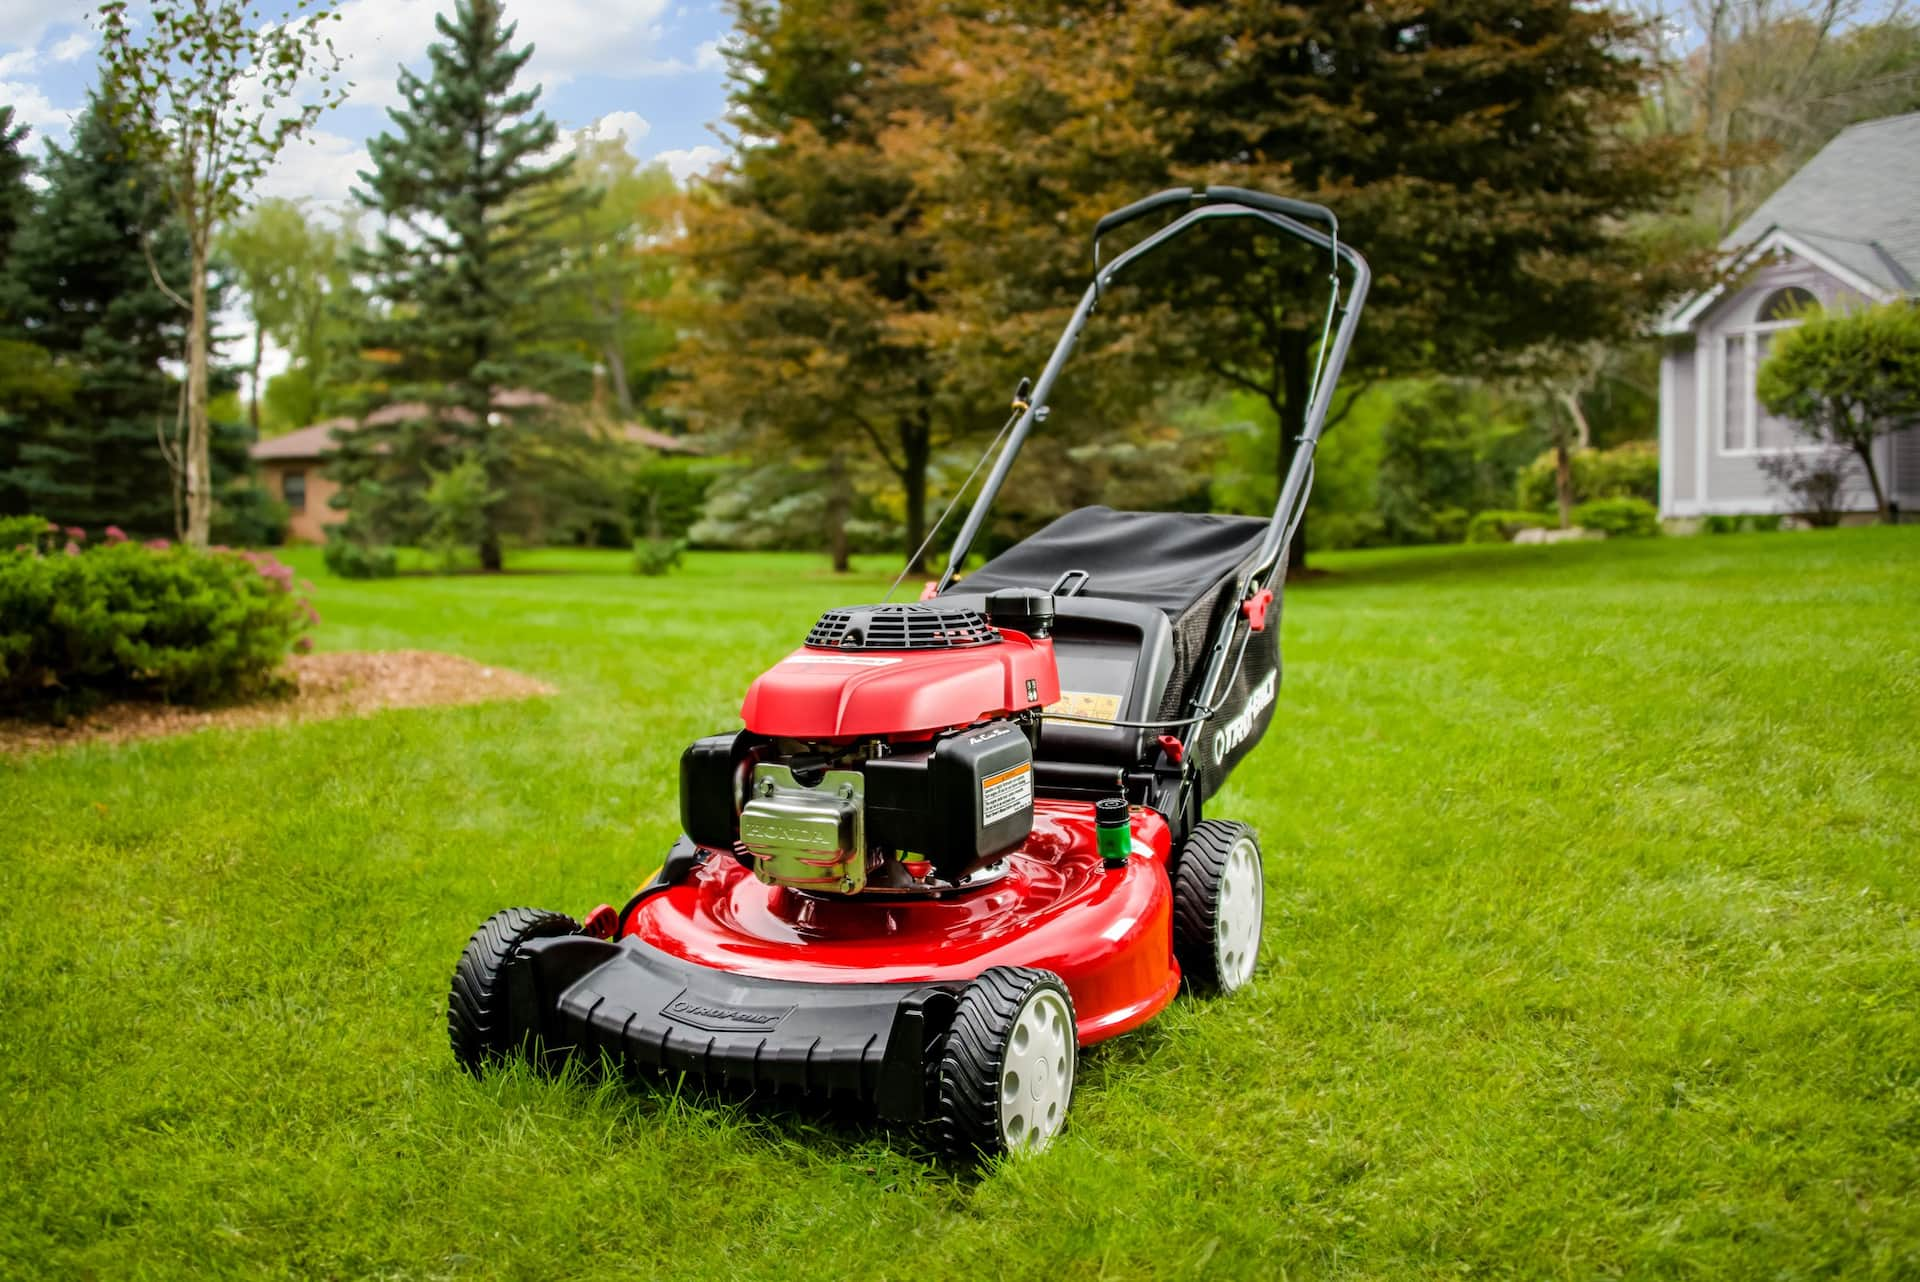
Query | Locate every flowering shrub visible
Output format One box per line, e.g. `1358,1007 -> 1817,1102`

0,518 -> 317,718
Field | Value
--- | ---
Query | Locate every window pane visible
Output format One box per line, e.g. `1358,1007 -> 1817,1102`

284,470 -> 307,513
1752,333 -> 1801,450
1722,338 -> 1747,451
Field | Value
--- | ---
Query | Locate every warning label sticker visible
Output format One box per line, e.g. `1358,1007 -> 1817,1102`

981,762 -> 1033,826
1046,691 -> 1122,722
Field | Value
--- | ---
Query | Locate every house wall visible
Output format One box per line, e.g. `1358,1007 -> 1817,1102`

1662,257 -> 1891,517
262,459 -> 343,544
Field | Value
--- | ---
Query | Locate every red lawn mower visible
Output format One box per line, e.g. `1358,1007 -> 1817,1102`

450,187 -> 1370,1157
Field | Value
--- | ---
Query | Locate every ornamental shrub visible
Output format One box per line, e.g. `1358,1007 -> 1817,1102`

322,539 -> 398,580
1516,439 -> 1659,512
1465,510 -> 1550,543
0,527 -> 314,717
1569,497 -> 1660,538
632,535 -> 686,576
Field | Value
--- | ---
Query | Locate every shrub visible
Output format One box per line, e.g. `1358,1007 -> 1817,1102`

1465,510 -> 1550,543
631,458 -> 727,541
1570,497 -> 1660,538
632,535 -> 686,576
1703,513 -> 1785,534
213,484 -> 290,547
1757,451 -> 1854,527
0,515 -> 59,554
322,539 -> 398,580
0,536 -> 314,717
1517,439 -> 1659,512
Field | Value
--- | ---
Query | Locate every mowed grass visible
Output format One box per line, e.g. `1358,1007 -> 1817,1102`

3,529 -> 1918,1280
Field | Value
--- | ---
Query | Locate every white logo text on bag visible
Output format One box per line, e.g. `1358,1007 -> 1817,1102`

1213,671 -> 1277,764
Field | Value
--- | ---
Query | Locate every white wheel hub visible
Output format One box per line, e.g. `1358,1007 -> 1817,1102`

1213,836 -> 1264,991
998,987 -> 1075,1153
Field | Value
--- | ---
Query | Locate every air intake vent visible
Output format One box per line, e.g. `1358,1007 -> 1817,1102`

804,603 -> 999,651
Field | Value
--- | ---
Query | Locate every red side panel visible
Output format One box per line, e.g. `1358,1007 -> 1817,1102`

739,630 -> 1061,739
624,801 -> 1180,1046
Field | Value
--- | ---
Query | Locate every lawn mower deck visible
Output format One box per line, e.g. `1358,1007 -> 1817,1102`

451,186 -> 1371,1158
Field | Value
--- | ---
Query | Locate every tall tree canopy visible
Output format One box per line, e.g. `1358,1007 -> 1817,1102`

908,0 -> 1704,565
218,198 -> 361,434
0,95 -> 191,534
668,0 -> 974,571
339,0 -> 601,569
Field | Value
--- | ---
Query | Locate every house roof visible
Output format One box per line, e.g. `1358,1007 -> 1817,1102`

251,419 -> 353,461
1660,112 -> 1920,335
1722,112 -> 1920,295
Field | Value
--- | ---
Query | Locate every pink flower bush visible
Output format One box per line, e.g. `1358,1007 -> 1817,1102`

104,525 -> 127,544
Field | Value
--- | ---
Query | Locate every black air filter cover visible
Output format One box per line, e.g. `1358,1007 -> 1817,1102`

804,603 -> 999,651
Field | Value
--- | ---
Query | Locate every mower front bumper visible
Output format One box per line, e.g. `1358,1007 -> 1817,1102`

504,935 -> 963,1121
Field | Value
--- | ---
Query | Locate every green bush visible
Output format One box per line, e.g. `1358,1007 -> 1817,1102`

1703,513 -> 1784,535
1517,439 -> 1659,512
631,458 -> 727,540
212,484 -> 290,547
322,539 -> 398,580
0,532 -> 314,717
1465,510 -> 1550,543
632,535 -> 686,576
1702,514 -> 1739,534
1570,497 -> 1660,538
0,515 -> 59,554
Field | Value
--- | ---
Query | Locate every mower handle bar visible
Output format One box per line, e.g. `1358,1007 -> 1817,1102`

1093,186 -> 1337,245
936,194 -> 1371,726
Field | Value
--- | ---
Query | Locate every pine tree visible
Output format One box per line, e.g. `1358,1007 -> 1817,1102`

1,94 -> 191,535
0,106 -> 33,332
341,0 -> 591,571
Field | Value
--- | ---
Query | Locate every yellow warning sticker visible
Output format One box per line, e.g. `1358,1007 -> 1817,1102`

1046,691 -> 1122,722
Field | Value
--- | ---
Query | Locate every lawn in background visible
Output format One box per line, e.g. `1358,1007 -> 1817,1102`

3,529 -> 1917,1279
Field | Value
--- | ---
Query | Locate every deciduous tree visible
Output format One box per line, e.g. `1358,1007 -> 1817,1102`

97,0 -> 346,546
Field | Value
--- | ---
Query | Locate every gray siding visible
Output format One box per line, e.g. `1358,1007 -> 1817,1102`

1663,257 -> 1890,516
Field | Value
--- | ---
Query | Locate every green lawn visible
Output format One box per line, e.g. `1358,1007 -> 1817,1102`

4,529 -> 1918,1280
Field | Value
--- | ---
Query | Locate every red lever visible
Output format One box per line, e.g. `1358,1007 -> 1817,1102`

1156,734 -> 1185,764
582,903 -> 618,939
1241,587 -> 1274,633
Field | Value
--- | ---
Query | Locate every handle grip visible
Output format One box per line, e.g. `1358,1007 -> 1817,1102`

1092,185 -> 1338,244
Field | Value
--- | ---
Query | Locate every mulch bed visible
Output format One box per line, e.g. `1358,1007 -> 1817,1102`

0,651 -> 555,755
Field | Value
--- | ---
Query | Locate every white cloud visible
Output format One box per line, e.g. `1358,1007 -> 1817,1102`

325,0 -> 685,110
586,109 -> 651,149
652,143 -> 724,183
254,129 -> 373,209
0,77 -> 76,141
694,38 -> 725,72
0,4 -> 92,50
51,30 -> 90,62
0,48 -> 37,78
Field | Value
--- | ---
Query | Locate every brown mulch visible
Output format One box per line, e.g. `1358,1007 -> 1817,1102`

0,651 -> 556,755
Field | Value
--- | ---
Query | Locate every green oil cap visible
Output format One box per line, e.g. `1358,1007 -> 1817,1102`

1095,797 -> 1130,867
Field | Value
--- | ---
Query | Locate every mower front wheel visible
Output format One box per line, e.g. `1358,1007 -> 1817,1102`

448,907 -> 580,1073
934,967 -> 1077,1159
1172,821 -> 1265,995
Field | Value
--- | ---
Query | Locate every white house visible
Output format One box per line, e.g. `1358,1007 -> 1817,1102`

1657,112 -> 1920,520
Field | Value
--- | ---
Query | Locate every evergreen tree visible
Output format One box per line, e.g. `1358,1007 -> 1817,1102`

0,106 -> 33,331
1,94 -> 190,535
340,0 -> 592,570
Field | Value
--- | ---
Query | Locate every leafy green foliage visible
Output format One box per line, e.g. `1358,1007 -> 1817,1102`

1465,509 -> 1552,544
1376,382 -> 1537,545
1757,301 -> 1920,520
0,535 -> 312,717
320,540 -> 397,580
424,461 -> 506,572
631,536 -> 686,577
631,459 -> 727,541
1516,439 -> 1661,512
1571,497 -> 1661,538
339,0 -> 599,572
1703,513 -> 1784,534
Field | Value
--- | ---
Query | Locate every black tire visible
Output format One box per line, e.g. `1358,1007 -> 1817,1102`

448,907 -> 579,1074
1171,820 -> 1265,995
934,966 -> 1077,1160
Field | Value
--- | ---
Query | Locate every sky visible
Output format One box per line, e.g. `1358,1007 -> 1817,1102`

0,0 -> 737,203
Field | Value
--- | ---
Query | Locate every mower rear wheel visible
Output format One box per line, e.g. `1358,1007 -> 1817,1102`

448,907 -> 580,1074
935,967 -> 1077,1159
1172,821 -> 1265,995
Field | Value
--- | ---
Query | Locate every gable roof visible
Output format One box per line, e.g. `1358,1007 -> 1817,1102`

1723,111 -> 1920,295
249,396 -> 706,462
1661,111 -> 1920,335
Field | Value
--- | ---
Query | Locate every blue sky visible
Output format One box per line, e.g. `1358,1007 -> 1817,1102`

0,0 -> 738,202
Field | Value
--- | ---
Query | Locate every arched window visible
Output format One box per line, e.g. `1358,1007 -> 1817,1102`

1758,285 -> 1817,323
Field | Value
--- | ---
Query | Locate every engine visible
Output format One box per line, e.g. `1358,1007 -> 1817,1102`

679,594 -> 1061,893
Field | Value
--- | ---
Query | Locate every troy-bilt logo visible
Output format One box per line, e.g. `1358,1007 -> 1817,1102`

1213,671 -> 1277,765
662,991 -> 795,1033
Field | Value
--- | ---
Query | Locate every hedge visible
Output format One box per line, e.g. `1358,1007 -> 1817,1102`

1569,497 -> 1661,538
1,521 -> 316,717
1516,439 -> 1658,513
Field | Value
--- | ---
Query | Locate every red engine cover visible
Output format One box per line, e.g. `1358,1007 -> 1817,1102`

739,630 -> 1061,739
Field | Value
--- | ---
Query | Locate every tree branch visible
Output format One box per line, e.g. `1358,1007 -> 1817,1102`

846,408 -> 907,478
1205,359 -> 1276,401
1321,374 -> 1381,433
142,232 -> 191,311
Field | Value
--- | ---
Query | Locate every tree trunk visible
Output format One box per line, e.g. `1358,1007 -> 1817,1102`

604,338 -> 633,416
1857,440 -> 1890,522
479,530 -> 503,573
185,237 -> 213,549
249,321 -> 263,438
826,447 -> 851,573
900,415 -> 932,573
1554,436 -> 1574,530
